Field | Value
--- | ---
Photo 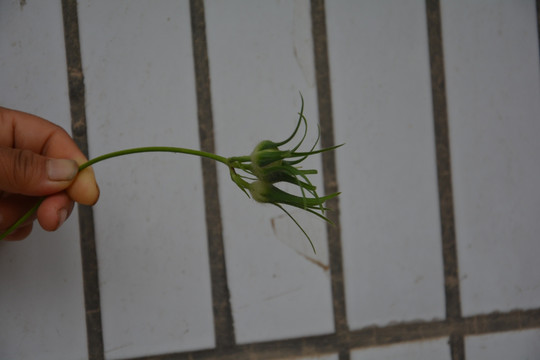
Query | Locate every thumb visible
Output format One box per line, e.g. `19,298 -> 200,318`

0,148 -> 79,196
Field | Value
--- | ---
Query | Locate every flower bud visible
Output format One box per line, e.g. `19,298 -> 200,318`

222,93 -> 342,253
248,179 -> 338,211
248,180 -> 273,203
250,140 -> 289,179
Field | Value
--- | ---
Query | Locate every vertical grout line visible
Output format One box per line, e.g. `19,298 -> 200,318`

61,0 -> 105,359
189,0 -> 236,349
310,0 -> 349,359
425,1 -> 464,359
537,0 -> 540,58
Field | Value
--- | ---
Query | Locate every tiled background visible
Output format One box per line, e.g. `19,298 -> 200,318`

1,1 -> 539,360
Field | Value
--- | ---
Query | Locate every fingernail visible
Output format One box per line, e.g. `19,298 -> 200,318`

47,159 -> 78,181
58,208 -> 68,227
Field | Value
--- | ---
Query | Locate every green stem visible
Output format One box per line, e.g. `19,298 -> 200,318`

78,146 -> 229,171
0,199 -> 44,241
0,146 -> 229,241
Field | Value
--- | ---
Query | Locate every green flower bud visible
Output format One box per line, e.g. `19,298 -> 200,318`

249,180 -> 338,211
250,140 -> 288,179
222,93 -> 343,253
248,180 -> 273,203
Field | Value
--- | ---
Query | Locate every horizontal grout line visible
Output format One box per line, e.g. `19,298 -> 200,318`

349,308 -> 540,348
129,308 -> 540,360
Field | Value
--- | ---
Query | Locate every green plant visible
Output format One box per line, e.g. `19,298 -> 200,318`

1,95 -> 341,252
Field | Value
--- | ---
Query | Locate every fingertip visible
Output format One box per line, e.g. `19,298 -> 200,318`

37,194 -> 74,232
67,167 -> 100,206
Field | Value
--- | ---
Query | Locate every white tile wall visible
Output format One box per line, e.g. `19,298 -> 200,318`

0,1 -> 87,360
465,329 -> 540,359
205,0 -> 334,344
326,0 -> 446,329
77,1 -> 214,358
351,338 -> 451,360
2,0 -> 540,359
442,0 -> 540,316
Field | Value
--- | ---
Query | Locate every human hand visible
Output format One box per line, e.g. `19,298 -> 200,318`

0,107 -> 99,240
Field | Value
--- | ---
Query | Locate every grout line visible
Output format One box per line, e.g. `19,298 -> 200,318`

425,0 -> 464,359
189,0 -> 236,349
310,1 -> 349,359
537,0 -> 540,57
128,308 -> 540,360
349,308 -> 540,348
449,335 -> 465,360
61,0 -> 105,359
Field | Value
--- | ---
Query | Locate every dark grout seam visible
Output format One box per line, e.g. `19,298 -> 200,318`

129,308 -> 540,360
189,0 -> 236,349
537,0 -> 540,58
310,1 -> 349,360
425,0 -> 464,359
61,1 -> 105,359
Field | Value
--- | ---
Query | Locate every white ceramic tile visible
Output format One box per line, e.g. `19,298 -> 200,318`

441,0 -> 540,315
352,338 -> 451,360
205,0 -> 334,344
0,1 -> 87,359
78,1 -> 214,358
326,0 -> 445,329
466,329 -> 540,359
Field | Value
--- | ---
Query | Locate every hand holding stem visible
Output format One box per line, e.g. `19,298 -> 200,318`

1,96 -> 341,253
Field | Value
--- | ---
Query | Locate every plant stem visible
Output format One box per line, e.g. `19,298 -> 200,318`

79,146 -> 229,171
0,146 -> 229,241
0,199 -> 44,241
